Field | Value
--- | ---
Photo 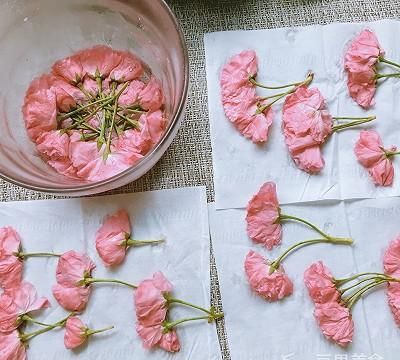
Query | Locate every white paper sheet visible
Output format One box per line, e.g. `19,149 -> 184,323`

209,199 -> 400,360
0,187 -> 220,360
205,19 -> 400,210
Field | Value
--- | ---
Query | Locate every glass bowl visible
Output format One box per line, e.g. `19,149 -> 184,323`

0,0 -> 188,196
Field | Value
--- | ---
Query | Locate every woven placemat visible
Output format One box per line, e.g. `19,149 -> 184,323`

2,1 -> 400,358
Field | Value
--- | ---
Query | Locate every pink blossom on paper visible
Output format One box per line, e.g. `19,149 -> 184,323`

0,281 -> 50,332
134,271 -> 172,327
282,86 -> 333,173
344,29 -> 384,108
52,250 -> 95,312
246,182 -> 282,249
0,227 -> 23,290
384,237 -> 400,277
136,324 -> 180,352
304,261 -> 340,304
0,330 -> 27,360
314,301 -> 354,347
110,51 -> 143,82
220,50 -> 257,98
387,282 -> 400,327
64,316 -> 87,349
244,250 -> 293,301
95,209 -> 131,267
354,130 -> 395,186
221,51 -> 272,143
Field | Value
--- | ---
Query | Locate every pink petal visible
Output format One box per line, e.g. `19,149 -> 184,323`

136,323 -> 163,349
64,316 -> 87,349
159,330 -> 181,353
110,51 -> 143,82
138,77 -> 164,112
52,283 -> 91,312
0,330 -> 27,360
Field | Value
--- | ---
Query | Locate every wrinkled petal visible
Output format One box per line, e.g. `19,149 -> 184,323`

136,324 -> 163,349
0,330 -> 27,360
314,302 -> 354,347
52,283 -> 91,312
110,51 -> 143,82
244,250 -> 293,301
387,282 -> 400,327
368,158 -> 394,186
79,46 -> 122,79
159,330 -> 180,353
384,237 -> 400,277
0,227 -> 23,290
138,77 -> 164,112
246,182 -> 282,249
64,316 -> 87,349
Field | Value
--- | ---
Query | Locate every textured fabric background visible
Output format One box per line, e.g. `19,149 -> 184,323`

1,1 -> 400,358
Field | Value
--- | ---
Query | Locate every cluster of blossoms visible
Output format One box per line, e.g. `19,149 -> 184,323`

244,182 -> 353,301
304,235 -> 400,348
0,209 -> 222,358
0,227 -> 112,359
345,29 -> 400,109
23,45 -> 166,182
220,50 -> 376,174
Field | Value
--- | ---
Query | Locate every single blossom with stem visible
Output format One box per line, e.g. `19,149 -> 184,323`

304,260 -> 400,347
95,209 -> 165,267
64,316 -> 114,350
0,281 -> 50,332
354,130 -> 399,186
220,49 -> 313,144
134,271 -> 223,353
345,29 -> 400,108
246,182 -> 353,249
52,250 -> 138,312
0,226 -> 60,290
282,85 -> 376,173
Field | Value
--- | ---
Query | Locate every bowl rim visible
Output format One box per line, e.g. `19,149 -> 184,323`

0,0 -> 189,195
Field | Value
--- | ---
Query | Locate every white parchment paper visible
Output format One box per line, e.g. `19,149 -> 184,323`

0,187 -> 220,360
205,19 -> 400,210
209,198 -> 400,360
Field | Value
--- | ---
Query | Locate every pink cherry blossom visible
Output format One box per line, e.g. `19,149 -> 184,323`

0,226 -> 23,290
0,330 -> 27,360
354,130 -> 395,186
314,301 -> 354,347
52,54 -> 85,84
244,250 -> 293,301
220,50 -> 273,144
22,75 -> 57,141
344,29 -> 384,108
52,250 -> 95,312
0,281 -> 50,332
246,182 -> 282,249
118,80 -> 145,107
110,51 -> 143,82
220,50 -> 257,98
282,86 -> 333,173
304,262 -> 340,304
384,237 -> 400,277
36,131 -> 78,179
136,324 -> 180,352
134,271 -> 172,326
139,110 -> 167,148
138,76 -> 164,111
64,316 -> 87,349
79,46 -> 122,79
387,282 -> 400,326
95,209 -> 131,267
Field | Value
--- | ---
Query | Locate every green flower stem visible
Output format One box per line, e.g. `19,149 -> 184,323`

21,315 -> 53,327
339,276 -> 384,294
77,84 -> 94,100
385,150 -> 400,157
256,72 -> 314,114
335,272 -> 388,286
167,298 -> 213,315
20,314 -> 72,342
86,325 -> 114,336
17,252 -> 61,260
345,279 -> 388,310
96,77 -> 103,97
376,72 -> 400,79
164,316 -> 213,331
85,277 -> 137,289
279,214 -> 352,242
59,96 -> 113,121
125,238 -> 165,247
332,116 -> 376,132
269,237 -> 353,274
258,92 -> 288,101
379,57 -> 400,69
104,82 -> 130,160
249,77 -> 308,90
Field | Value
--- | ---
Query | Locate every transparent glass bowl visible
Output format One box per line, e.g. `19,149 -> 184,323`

0,0 -> 188,196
